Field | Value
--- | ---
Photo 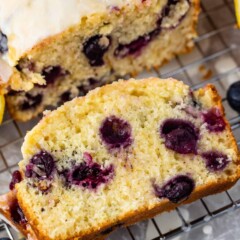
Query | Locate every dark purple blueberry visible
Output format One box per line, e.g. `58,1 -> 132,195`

39,66 -> 68,88
58,91 -> 73,105
25,151 -> 55,180
77,78 -> 103,96
100,116 -> 132,149
20,93 -> 43,111
114,28 -> 160,58
0,31 -> 8,54
10,200 -> 27,225
163,0 -> 184,16
202,108 -> 226,133
9,170 -> 22,190
65,153 -> 114,190
77,85 -> 88,97
154,175 -> 195,203
114,35 -> 152,58
7,89 -> 24,96
202,151 -> 229,172
114,1 -> 168,59
88,78 -> 99,85
160,119 -> 199,154
83,35 -> 111,66
161,0 -> 179,18
61,91 -> 71,102
227,81 -> 240,112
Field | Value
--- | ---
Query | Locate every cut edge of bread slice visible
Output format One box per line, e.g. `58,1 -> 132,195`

12,78 -> 240,240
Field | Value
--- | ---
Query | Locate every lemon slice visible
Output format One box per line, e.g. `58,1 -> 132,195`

0,94 -> 5,124
235,0 -> 240,28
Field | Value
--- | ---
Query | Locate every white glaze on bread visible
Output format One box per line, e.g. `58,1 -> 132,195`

0,0 -> 140,65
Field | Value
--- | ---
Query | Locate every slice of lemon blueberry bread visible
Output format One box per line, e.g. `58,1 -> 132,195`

13,77 -> 240,240
0,0 -> 200,121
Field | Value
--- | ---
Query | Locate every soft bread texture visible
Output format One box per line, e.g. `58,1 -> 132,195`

4,0 -> 200,121
13,78 -> 240,240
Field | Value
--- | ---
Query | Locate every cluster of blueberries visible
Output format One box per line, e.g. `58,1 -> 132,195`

10,106 -> 229,205
6,79 -> 240,232
2,0 -> 240,116
7,65 -> 102,111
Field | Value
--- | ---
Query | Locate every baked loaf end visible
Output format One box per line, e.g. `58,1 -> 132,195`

3,0 -> 200,121
15,78 -> 239,240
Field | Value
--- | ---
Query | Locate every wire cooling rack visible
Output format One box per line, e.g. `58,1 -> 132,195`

0,0 -> 240,239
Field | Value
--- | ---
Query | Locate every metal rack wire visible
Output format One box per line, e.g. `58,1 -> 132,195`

0,0 -> 240,239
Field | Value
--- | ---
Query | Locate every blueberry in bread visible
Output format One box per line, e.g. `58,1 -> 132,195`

0,0 -> 200,121
6,77 -> 238,240
227,81 -> 240,113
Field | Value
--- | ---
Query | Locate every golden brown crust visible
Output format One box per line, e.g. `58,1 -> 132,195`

203,84 -> 240,176
2,179 -> 237,240
0,191 -> 108,240
17,178 -> 238,240
0,191 -> 15,223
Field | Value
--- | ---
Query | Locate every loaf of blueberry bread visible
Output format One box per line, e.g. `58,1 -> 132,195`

0,0 -> 200,121
3,77 -> 237,240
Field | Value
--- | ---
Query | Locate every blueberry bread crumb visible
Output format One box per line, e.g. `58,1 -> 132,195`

10,77 -> 240,240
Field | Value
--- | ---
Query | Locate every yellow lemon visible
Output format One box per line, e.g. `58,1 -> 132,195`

0,94 -> 5,124
235,0 -> 240,28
